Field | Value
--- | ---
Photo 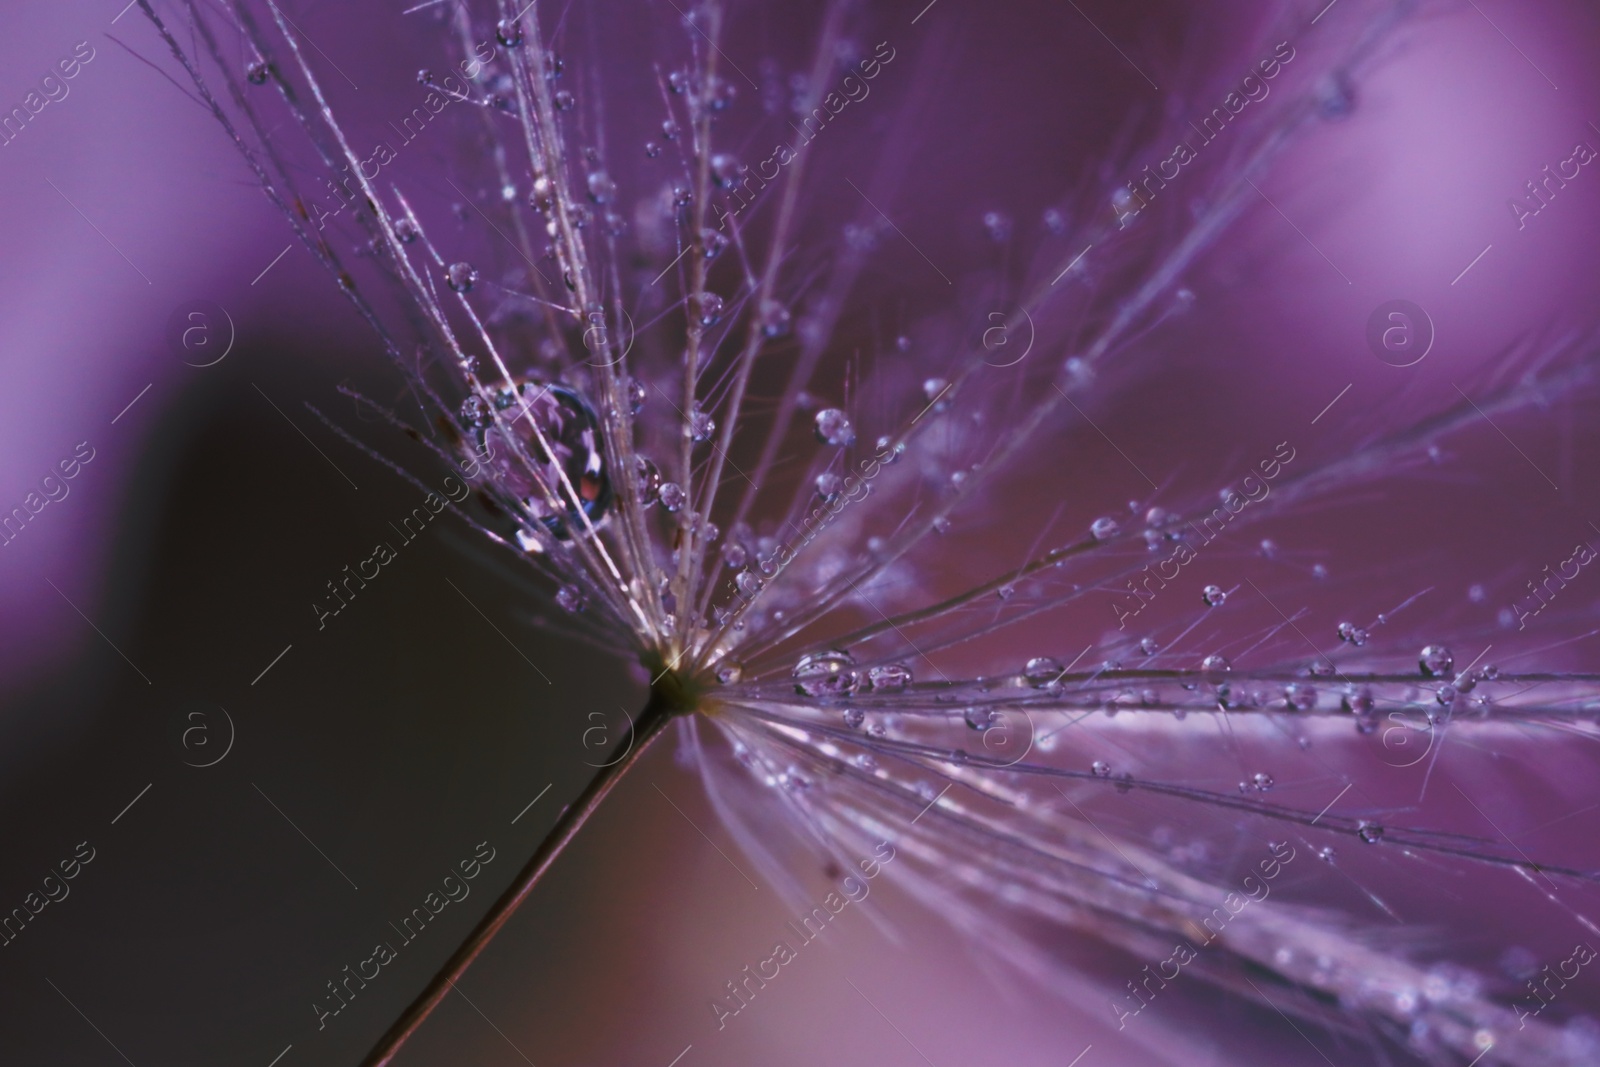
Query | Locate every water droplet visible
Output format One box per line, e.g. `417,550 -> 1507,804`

1357,821 -> 1385,844
868,663 -> 912,692
459,394 -> 491,430
1311,563 -> 1329,580
553,89 -> 575,111
585,171 -> 616,204
995,584 -> 1015,600
708,76 -> 737,110
792,649 -> 860,698
555,584 -> 585,612
644,141 -> 662,158
634,456 -> 662,508
814,408 -> 855,447
1317,845 -> 1337,863
479,381 -> 612,538
495,17 -> 525,47
1201,584 -> 1227,607
246,58 -> 270,85
696,291 -> 724,326
963,707 -> 996,731
757,299 -> 791,337
1317,73 -> 1355,120
1418,644 -> 1454,678
922,377 -> 950,404
620,378 -> 646,416
815,472 -> 842,500
667,70 -> 689,94
658,481 -> 686,512
446,262 -> 478,292
1479,663 -> 1500,681
1023,656 -> 1062,687
710,153 -> 742,188
735,570 -> 763,597
1042,207 -> 1067,235
716,662 -> 743,684
1253,771 -> 1275,791
842,707 -> 866,729
689,407 -> 715,443
1201,653 -> 1231,674
982,211 -> 1012,243
1343,685 -> 1376,722
1259,538 -> 1278,559
1284,683 -> 1317,711
1139,637 -> 1159,656
1091,760 -> 1112,777
1090,516 -> 1120,541
931,515 -> 951,535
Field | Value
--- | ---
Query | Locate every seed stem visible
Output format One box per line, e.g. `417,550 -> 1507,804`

359,691 -> 677,1066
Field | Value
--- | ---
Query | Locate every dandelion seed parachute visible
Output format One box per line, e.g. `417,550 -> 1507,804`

139,0 -> 1600,1062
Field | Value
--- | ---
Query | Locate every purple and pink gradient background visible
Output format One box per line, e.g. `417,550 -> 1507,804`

1,1 -> 1598,1065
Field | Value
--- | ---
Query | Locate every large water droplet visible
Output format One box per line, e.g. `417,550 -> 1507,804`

964,707 -> 996,731
658,481 -> 686,512
793,650 -> 861,698
476,381 -> 612,539
1201,584 -> 1227,607
1090,760 -> 1112,777
814,408 -> 855,447
842,707 -> 865,729
1090,516 -> 1120,541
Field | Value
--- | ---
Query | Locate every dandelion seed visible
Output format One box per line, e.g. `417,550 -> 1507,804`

143,1 -> 1600,1064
